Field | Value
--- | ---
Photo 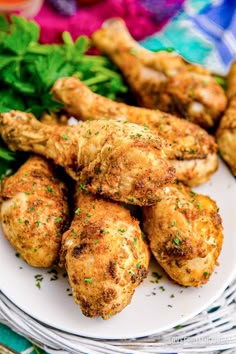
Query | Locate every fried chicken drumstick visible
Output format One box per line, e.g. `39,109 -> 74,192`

52,77 -> 218,186
216,62 -> 236,175
59,191 -> 150,319
142,182 -> 223,287
0,155 -> 69,267
92,18 -> 227,129
0,110 -> 175,206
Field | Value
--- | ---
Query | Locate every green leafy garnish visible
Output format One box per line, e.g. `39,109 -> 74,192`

0,15 -> 127,116
213,75 -> 227,90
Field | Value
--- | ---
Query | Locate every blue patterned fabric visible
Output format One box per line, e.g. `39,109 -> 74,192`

0,323 -> 32,352
0,323 -> 46,353
141,0 -> 236,75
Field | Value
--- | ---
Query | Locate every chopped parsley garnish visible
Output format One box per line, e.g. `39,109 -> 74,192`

55,217 -> 62,222
190,191 -> 196,197
118,228 -> 126,233
173,237 -> 180,245
84,278 -> 92,283
132,237 -> 138,249
34,274 -> 43,289
175,325 -> 183,330
141,231 -> 146,239
129,48 -> 139,55
136,261 -> 142,269
61,134 -> 69,140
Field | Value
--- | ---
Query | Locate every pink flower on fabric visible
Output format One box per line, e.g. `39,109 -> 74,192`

35,0 -> 184,43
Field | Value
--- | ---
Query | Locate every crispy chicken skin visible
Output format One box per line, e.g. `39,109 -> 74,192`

92,18 -> 227,129
52,77 -> 218,186
0,155 -> 69,267
59,191 -> 150,319
216,62 -> 236,175
142,182 -> 223,287
0,110 -> 175,206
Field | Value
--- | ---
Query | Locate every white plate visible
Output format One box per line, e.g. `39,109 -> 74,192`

0,158 -> 236,340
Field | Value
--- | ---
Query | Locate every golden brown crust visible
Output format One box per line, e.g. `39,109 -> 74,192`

227,62 -> 236,100
52,77 -> 218,186
142,182 -> 223,287
162,72 -> 226,128
216,62 -> 236,175
60,192 -> 150,319
0,155 -> 69,267
0,110 -> 175,206
92,18 -> 227,129
52,77 -> 217,159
